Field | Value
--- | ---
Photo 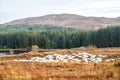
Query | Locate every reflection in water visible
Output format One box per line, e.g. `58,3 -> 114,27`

0,53 -> 7,56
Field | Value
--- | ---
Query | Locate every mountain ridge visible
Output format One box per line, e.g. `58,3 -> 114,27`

5,13 -> 120,30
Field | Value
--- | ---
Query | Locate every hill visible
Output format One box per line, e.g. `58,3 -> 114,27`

5,13 -> 120,30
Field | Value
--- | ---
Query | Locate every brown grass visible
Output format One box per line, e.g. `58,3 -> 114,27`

0,47 -> 120,80
0,61 -> 119,80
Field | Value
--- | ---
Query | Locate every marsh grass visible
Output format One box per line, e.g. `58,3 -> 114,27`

0,60 -> 119,80
0,47 -> 120,80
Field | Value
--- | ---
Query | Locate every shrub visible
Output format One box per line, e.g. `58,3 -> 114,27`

114,62 -> 120,67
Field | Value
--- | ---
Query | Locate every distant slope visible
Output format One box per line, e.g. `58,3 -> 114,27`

5,14 -> 120,30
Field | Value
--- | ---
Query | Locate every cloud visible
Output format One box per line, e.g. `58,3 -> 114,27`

0,0 -> 120,23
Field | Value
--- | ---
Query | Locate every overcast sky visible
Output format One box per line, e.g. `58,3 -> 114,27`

0,0 -> 120,23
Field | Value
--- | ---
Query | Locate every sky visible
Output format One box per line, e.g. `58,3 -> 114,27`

0,0 -> 120,24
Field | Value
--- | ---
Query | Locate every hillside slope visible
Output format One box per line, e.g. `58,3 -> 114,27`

5,14 -> 120,30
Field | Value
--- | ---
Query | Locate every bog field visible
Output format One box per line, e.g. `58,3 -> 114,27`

0,47 -> 120,80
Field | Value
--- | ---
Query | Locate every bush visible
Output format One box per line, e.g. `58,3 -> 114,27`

32,45 -> 39,49
114,62 -> 120,67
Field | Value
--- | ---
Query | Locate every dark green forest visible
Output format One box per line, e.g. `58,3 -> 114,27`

0,24 -> 120,49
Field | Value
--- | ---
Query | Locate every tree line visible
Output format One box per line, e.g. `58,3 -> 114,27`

0,24 -> 120,48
